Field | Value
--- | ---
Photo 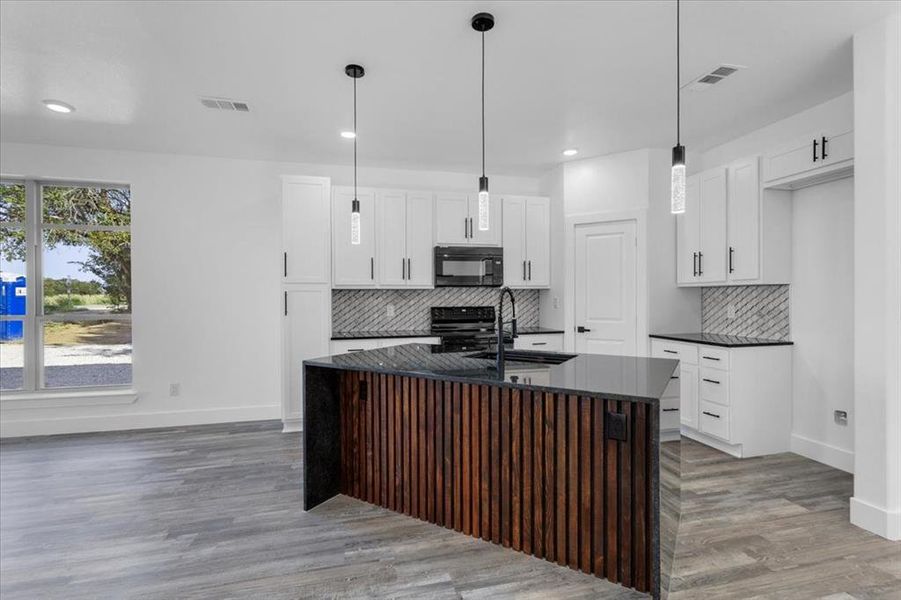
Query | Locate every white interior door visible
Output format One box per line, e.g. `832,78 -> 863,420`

574,220 -> 638,356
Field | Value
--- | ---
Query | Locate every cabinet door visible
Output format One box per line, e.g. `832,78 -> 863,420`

762,136 -> 817,183
405,192 -> 435,287
332,187 -> 376,287
513,333 -> 563,351
698,168 -> 727,283
282,176 -> 330,283
727,158 -> 760,282
820,129 -> 853,166
502,197 -> 527,287
680,363 -> 699,429
525,197 -> 551,287
435,193 -> 469,245
377,190 -> 408,287
468,195 -> 502,246
676,174 -> 701,284
284,286 -> 330,425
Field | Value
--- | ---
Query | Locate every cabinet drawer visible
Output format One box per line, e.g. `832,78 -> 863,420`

699,400 -> 730,441
651,340 -> 698,365
698,346 -> 730,370
663,372 -> 681,398
514,333 -> 564,352
699,368 -> 729,406
661,397 -> 681,431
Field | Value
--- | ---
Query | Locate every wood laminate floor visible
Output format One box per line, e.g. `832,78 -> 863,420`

1,421 -> 898,599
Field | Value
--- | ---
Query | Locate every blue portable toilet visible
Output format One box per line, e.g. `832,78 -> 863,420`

0,272 -> 26,341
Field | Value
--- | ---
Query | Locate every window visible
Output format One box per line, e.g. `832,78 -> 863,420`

0,180 -> 131,391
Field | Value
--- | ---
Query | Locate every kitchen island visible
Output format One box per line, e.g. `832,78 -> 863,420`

303,344 -> 681,599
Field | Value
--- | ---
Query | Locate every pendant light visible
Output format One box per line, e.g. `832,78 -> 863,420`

671,0 -> 686,214
472,12 -> 494,231
346,63 -> 365,244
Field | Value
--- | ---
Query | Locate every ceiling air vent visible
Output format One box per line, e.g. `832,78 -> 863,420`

200,97 -> 250,112
685,64 -> 746,91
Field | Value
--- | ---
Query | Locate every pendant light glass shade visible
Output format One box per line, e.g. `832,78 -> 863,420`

350,197 -> 361,245
671,144 -> 685,214
478,175 -> 490,231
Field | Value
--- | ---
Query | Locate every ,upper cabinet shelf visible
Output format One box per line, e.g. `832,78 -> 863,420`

502,195 -> 550,288
434,192 -> 501,246
763,129 -> 853,190
677,158 -> 791,287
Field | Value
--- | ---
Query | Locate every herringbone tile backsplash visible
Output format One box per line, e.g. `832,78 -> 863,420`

701,285 -> 790,340
332,288 -> 540,332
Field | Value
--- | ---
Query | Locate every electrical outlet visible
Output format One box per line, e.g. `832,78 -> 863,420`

727,303 -> 737,319
834,410 -> 848,425
386,303 -> 396,318
169,383 -> 180,397
553,296 -> 560,309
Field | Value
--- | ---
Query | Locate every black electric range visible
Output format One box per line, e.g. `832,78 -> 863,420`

430,306 -> 496,353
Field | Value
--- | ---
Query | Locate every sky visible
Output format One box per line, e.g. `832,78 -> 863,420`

0,244 -> 98,282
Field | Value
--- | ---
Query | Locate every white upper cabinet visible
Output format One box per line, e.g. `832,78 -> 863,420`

377,190 -> 434,288
332,187 -> 377,287
434,192 -> 501,247
282,176 -> 330,284
763,129 -> 853,188
503,196 -> 550,288
698,168 -> 727,284
727,157 -> 760,282
677,173 -> 703,285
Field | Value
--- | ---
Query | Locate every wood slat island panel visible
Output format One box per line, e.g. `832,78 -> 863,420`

336,371 -> 655,596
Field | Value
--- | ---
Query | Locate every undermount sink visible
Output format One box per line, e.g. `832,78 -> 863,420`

465,349 -> 577,365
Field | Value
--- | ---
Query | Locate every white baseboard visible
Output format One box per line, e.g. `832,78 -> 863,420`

0,404 -> 282,438
850,496 -> 901,541
282,417 -> 303,433
790,433 -> 854,473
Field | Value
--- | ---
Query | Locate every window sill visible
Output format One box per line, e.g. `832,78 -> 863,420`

0,388 -> 138,409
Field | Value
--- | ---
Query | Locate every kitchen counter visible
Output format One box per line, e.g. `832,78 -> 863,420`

649,332 -> 793,347
331,327 -> 564,340
305,343 -> 678,404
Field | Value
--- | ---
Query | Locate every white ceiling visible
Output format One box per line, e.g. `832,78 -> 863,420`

1,1 -> 898,177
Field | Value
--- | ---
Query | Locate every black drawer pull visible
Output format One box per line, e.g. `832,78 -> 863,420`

702,355 -> 720,361
702,378 -> 721,385
532,342 -> 547,346
702,411 -> 721,419
663,349 -> 678,355
670,376 -> 679,380
348,348 -> 365,352
663,408 -> 679,412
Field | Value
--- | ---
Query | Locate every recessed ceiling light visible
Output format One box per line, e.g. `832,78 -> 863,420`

340,131 -> 356,139
42,100 -> 75,114
562,148 -> 579,157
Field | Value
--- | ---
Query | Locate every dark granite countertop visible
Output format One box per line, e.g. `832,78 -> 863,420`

305,343 -> 678,404
331,327 -> 564,340
650,332 -> 794,347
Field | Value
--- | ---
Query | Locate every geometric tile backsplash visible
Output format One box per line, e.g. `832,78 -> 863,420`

701,284 -> 791,340
332,288 -> 540,333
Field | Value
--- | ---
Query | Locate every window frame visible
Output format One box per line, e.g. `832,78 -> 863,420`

0,178 -> 132,394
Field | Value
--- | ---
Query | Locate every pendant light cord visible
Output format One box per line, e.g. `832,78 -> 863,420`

353,75 -> 358,199
481,30 -> 486,178
676,0 -> 681,145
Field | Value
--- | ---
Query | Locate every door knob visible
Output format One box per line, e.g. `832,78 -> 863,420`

577,326 -> 591,333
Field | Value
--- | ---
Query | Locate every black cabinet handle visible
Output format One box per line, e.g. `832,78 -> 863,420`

692,252 -> 698,277
821,136 -> 828,160
402,258 -> 406,279
528,260 -> 532,281
532,342 -> 547,346
698,251 -> 703,276
348,348 -> 365,352
729,246 -> 734,274
283,252 -> 287,277
702,355 -> 721,361
284,291 -> 287,316
813,138 -> 819,162
407,258 -> 411,280
577,326 -> 591,333
702,378 -> 721,385
523,260 -> 527,281
371,257 -> 374,280
663,408 -> 679,412
663,349 -> 678,355
702,411 -> 721,419
670,375 -> 679,379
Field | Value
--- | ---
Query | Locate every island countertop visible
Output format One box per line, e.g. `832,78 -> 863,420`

304,343 -> 679,404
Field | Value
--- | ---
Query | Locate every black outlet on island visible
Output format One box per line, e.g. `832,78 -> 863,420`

606,411 -> 628,442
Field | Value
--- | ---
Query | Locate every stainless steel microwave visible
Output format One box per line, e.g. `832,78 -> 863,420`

434,246 -> 504,287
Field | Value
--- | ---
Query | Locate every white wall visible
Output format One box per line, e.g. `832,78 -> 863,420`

790,177 -> 854,472
851,12 -> 901,541
0,141 -> 539,437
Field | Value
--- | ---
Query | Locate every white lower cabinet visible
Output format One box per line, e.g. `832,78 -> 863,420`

513,333 -> 564,352
651,338 -> 792,458
330,337 -> 439,355
282,285 -> 331,431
